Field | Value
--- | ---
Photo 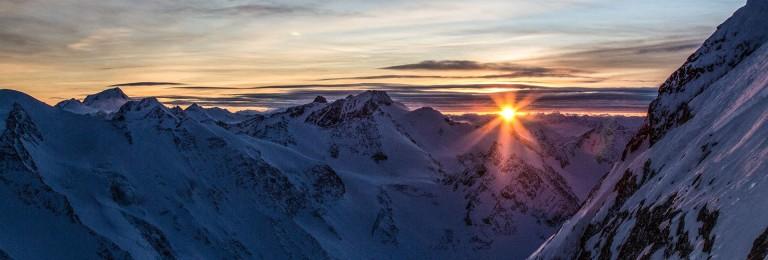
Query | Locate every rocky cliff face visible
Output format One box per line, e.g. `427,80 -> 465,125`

635,0 -> 768,146
530,2 -> 768,259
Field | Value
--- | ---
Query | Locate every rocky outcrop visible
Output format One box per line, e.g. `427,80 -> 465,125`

306,91 -> 395,128
446,142 -> 580,237
641,0 -> 768,145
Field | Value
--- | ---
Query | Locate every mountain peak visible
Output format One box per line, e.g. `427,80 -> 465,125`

62,87 -> 131,114
56,98 -> 80,105
350,90 -> 393,105
186,103 -> 204,111
411,106 -> 441,115
313,96 -> 328,103
114,97 -> 171,119
83,87 -> 128,104
305,90 -> 402,127
184,103 -> 212,121
135,97 -> 163,108
111,97 -> 184,123
0,90 -> 53,119
0,89 -> 42,106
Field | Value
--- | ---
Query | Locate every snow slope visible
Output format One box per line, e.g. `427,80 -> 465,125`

2,90 -> 342,259
227,91 -> 640,259
530,1 -> 768,259
0,87 -> 639,259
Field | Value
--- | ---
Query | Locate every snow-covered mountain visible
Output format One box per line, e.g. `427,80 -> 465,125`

55,87 -> 130,115
0,86 -> 639,258
530,1 -> 768,259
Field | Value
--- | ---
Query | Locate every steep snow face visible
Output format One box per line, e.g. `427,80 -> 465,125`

0,88 -> 640,259
0,101 -> 131,259
641,0 -> 768,145
56,87 -> 129,115
530,2 -> 768,259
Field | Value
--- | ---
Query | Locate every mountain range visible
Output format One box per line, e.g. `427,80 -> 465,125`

0,85 -> 640,259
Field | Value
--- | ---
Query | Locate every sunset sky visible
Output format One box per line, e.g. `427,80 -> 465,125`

0,0 -> 746,114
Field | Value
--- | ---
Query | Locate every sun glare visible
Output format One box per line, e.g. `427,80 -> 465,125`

500,106 -> 517,121
456,93 -> 539,162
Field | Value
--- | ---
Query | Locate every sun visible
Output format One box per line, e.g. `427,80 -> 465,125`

499,106 -> 517,121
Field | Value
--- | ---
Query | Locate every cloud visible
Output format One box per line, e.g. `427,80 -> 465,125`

0,32 -> 40,53
172,86 -> 242,90
0,15 -> 78,55
568,39 -> 703,58
318,74 -> 603,82
68,28 -> 133,51
320,75 -> 449,81
633,41 -> 701,54
368,60 -> 601,82
529,38 -> 705,70
382,60 -> 584,73
317,60 -> 594,81
171,3 -> 354,18
213,4 -> 314,15
109,82 -> 185,87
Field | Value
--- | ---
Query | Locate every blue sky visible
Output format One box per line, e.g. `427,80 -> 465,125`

0,0 -> 747,114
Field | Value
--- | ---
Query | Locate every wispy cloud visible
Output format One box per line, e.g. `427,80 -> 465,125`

529,38 -> 706,70
170,3 -> 355,18
319,75 -> 449,81
68,28 -> 133,51
0,32 -> 40,53
172,86 -> 242,90
319,60 -> 593,81
109,82 -> 185,87
381,60 -> 579,73
0,15 -> 77,55
318,74 -> 603,82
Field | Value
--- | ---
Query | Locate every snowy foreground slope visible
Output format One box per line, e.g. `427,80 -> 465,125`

530,1 -> 768,259
0,86 -> 639,259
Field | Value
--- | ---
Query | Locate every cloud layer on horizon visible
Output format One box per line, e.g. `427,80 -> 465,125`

381,60 -> 580,73
151,83 -> 657,114
109,82 -> 185,87
320,60 -> 592,81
